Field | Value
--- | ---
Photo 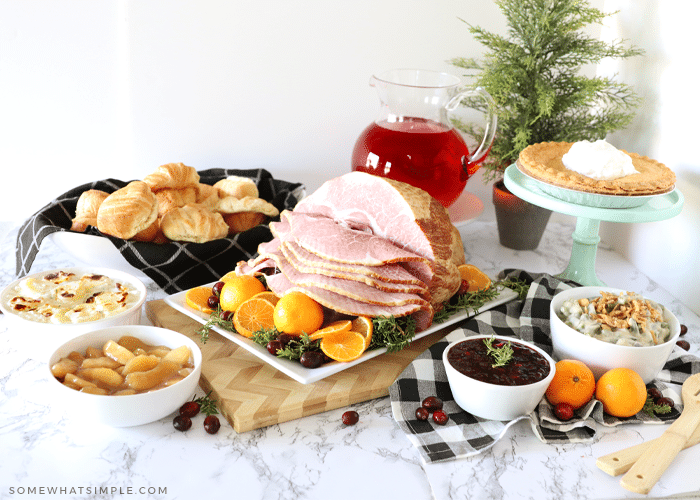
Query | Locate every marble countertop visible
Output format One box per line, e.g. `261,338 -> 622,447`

1,217 -> 699,500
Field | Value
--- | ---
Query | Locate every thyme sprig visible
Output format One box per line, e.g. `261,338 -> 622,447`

485,336 -> 514,368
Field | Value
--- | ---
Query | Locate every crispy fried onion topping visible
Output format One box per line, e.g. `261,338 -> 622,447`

578,292 -> 664,343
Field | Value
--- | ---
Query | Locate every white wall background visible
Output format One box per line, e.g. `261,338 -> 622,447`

1,0 -> 698,313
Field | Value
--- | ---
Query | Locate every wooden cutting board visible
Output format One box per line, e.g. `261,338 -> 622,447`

146,300 -> 455,433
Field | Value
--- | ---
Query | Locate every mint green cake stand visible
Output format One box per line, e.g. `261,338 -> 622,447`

503,164 -> 684,286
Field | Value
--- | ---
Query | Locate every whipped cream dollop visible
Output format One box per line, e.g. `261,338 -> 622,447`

562,140 -> 638,180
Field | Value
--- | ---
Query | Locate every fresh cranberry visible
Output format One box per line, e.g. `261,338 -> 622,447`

554,402 -> 574,421
457,280 -> 470,296
415,407 -> 430,421
173,415 -> 192,432
432,410 -> 449,425
342,410 -> 359,425
300,351 -> 324,369
179,401 -> 200,418
220,310 -> 233,321
212,281 -> 225,297
203,415 -> 221,434
276,333 -> 295,348
680,324 -> 688,336
656,397 -> 675,409
422,396 -> 443,413
677,340 -> 691,351
647,388 -> 663,403
207,295 -> 220,309
266,340 -> 283,356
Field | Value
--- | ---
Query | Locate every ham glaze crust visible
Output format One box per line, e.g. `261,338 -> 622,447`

235,172 -> 465,331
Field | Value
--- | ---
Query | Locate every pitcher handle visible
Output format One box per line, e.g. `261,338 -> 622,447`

446,87 -> 497,167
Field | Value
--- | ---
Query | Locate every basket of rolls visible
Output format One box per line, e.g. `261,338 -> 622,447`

16,164 -> 303,293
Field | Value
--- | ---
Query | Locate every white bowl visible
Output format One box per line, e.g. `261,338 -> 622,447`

550,286 -> 681,384
443,335 -> 556,421
47,325 -> 202,427
0,266 -> 147,360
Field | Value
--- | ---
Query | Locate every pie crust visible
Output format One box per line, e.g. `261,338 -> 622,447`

518,142 -> 676,196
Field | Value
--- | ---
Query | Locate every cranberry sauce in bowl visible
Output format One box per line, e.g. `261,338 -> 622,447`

446,337 -> 551,386
442,335 -> 556,421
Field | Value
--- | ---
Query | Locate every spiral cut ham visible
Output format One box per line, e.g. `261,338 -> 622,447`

235,172 -> 465,331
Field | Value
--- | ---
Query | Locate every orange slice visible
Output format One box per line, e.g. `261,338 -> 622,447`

319,330 -> 367,362
254,291 -> 280,307
233,297 -> 276,338
308,320 -> 353,340
185,286 -> 214,314
457,264 -> 492,293
351,316 -> 373,349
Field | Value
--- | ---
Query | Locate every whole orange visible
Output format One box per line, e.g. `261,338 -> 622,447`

595,368 -> 647,418
273,291 -> 324,335
218,275 -> 266,313
545,359 -> 596,409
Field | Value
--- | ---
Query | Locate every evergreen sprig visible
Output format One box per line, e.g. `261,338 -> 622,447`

433,277 -> 529,323
451,0 -> 643,182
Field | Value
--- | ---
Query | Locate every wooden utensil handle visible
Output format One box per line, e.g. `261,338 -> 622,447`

620,411 -> 700,494
597,424 -> 700,476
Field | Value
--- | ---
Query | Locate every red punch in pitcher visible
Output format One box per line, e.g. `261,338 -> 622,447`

352,69 -> 497,207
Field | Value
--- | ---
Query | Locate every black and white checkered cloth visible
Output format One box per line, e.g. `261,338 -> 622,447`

15,168 -> 302,293
390,269 -> 698,463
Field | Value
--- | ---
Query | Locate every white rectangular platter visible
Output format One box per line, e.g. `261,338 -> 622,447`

165,282 -> 517,384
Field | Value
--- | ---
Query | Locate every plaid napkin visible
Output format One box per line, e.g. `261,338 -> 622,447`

15,168 -> 302,293
390,269 -> 697,463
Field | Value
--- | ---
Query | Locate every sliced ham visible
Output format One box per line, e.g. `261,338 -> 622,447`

235,172 -> 466,332
264,272 -> 434,332
294,171 -> 464,305
241,236 -> 428,303
272,217 -> 433,286
282,240 -> 427,286
279,243 -> 428,296
274,211 -> 431,269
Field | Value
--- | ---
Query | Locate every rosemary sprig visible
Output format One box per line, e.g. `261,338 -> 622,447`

193,276 -> 528,358
195,391 -> 219,416
195,305 -> 233,344
274,333 -> 321,361
484,336 -> 514,368
368,315 -> 417,353
433,277 -> 529,323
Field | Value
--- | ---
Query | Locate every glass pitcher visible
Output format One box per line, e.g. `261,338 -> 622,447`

351,69 -> 497,207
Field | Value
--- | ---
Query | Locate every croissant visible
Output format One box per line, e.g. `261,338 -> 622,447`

213,176 -> 259,199
161,204 -> 229,243
155,186 -> 198,216
144,163 -> 200,191
216,196 -> 279,235
195,183 -> 220,209
71,189 -> 109,232
96,181 -> 159,240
